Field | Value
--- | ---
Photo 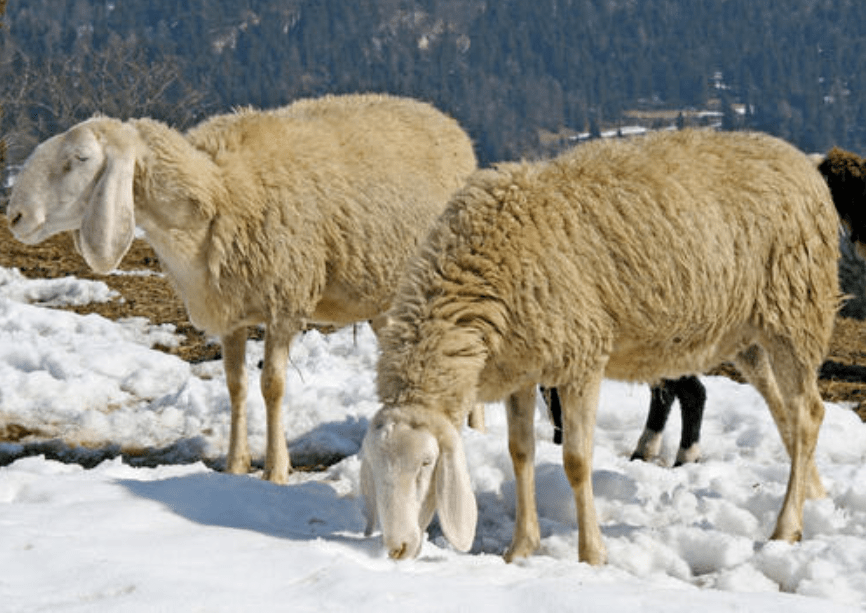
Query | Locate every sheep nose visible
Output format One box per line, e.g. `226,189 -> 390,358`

388,542 -> 409,559
9,210 -> 22,228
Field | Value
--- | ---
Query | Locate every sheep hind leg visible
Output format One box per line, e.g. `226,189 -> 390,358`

733,345 -> 825,499
769,343 -> 825,542
559,369 -> 607,566
631,381 -> 677,462
504,385 -> 541,562
260,325 -> 295,484
770,384 -> 825,543
223,328 -> 252,475
673,376 -> 706,466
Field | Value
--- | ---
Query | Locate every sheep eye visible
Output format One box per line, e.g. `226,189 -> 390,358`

61,155 -> 88,174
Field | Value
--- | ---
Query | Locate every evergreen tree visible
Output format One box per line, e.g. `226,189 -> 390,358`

0,0 -> 6,194
2,1 -> 866,164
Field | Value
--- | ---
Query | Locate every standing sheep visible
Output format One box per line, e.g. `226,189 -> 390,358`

361,129 -> 839,564
6,93 -> 477,484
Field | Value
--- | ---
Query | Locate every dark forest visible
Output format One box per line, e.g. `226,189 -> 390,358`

2,0 -> 865,166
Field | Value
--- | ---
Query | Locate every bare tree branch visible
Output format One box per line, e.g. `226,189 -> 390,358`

0,31 -> 210,164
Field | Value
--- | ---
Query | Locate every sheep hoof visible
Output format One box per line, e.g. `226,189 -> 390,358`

674,443 -> 701,466
631,429 -> 662,463
770,528 -> 803,543
262,471 -> 289,485
579,548 -> 608,566
578,533 -> 608,566
770,518 -> 803,543
225,454 -> 252,475
262,464 -> 291,485
503,537 -> 540,562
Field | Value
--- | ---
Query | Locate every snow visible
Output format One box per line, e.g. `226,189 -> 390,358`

1,264 -> 865,612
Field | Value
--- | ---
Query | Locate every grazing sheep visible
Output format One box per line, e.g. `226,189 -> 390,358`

361,129 -> 839,564
544,377 -> 706,465
6,93 -> 477,484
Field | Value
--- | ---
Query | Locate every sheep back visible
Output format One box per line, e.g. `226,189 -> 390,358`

379,129 -> 839,416
166,94 -> 476,333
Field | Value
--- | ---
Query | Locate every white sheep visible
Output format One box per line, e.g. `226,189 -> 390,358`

361,129 -> 840,564
6,93 -> 477,484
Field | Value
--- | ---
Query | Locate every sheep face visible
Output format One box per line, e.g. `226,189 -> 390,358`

360,408 -> 477,558
9,126 -> 104,243
8,119 -> 138,274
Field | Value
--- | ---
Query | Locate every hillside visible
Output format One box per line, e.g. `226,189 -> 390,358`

1,0 -> 866,165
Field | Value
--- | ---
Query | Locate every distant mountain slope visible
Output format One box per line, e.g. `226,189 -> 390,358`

2,0 -> 865,164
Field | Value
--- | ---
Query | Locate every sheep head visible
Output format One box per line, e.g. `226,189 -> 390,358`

360,406 -> 477,559
8,117 -> 140,274
818,146 -> 866,261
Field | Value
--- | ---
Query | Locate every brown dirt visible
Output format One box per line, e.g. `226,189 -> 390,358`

1,214 -> 865,454
0,217 -> 224,363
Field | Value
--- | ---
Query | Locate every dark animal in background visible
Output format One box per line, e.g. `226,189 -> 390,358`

819,147 -> 866,259
543,377 -> 706,465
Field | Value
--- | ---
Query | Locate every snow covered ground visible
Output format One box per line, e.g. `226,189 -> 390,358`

1,265 -> 865,612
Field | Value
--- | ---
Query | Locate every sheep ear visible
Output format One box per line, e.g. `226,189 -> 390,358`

419,480 -> 437,531
434,431 -> 477,552
360,454 -> 378,536
79,141 -> 137,274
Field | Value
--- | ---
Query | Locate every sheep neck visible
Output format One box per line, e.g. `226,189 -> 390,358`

130,120 -> 247,336
378,315 -> 490,430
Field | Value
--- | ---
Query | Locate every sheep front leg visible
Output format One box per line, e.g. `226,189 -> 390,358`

223,328 -> 251,475
261,325 -> 294,484
504,385 -> 541,562
559,371 -> 607,566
